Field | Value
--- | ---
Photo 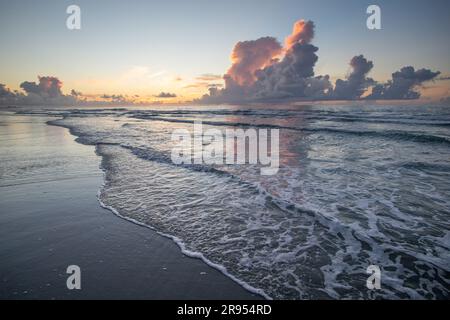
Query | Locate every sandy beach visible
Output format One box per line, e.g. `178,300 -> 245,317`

0,114 -> 260,300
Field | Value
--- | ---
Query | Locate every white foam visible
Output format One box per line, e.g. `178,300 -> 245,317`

95,163 -> 272,300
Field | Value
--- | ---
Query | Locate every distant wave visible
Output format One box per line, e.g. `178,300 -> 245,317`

130,115 -> 450,145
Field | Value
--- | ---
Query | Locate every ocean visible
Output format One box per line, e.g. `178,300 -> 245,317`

8,104 -> 450,299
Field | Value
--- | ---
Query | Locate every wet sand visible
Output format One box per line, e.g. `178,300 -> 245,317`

0,114 -> 260,299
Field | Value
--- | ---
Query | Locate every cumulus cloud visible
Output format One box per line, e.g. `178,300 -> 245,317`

197,19 -> 441,104
368,67 -> 441,100
154,92 -> 177,98
226,37 -> 283,87
285,20 -> 315,50
241,21 -> 322,101
331,55 -> 375,100
20,76 -> 63,98
1,76 -> 132,106
198,20 -> 329,103
0,84 -> 22,105
0,76 -> 78,105
250,21 -> 331,101
0,84 -> 16,98
0,75 -> 174,106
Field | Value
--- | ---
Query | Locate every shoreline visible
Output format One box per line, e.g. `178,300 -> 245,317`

0,114 -> 262,299
47,118 -> 271,300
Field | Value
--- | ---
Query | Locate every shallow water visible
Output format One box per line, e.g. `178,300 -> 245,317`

8,104 -> 450,299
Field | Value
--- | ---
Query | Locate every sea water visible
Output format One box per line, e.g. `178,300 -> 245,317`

13,104 -> 450,299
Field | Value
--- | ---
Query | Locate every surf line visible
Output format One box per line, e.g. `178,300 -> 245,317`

170,120 -> 280,175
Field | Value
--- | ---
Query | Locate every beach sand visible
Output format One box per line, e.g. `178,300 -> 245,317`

0,114 -> 260,300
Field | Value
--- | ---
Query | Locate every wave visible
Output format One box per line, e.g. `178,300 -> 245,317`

103,143 -> 450,273
126,108 -> 450,123
44,108 -> 450,299
400,161 -> 450,173
313,116 -> 450,127
95,142 -> 450,299
94,152 -> 273,300
17,106 -> 450,129
130,115 -> 450,145
48,118 -> 275,299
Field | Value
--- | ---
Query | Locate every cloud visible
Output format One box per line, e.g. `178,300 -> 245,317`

368,67 -> 441,100
71,89 -> 82,97
1,76 -> 138,106
284,20 -> 315,50
101,94 -> 127,101
20,76 -> 63,98
250,21 -> 328,100
331,55 -> 375,100
183,82 -> 224,89
0,84 -> 23,105
154,92 -> 177,98
208,83 -> 223,88
195,74 -> 223,81
0,84 -> 16,98
183,74 -> 225,90
198,20 -> 331,103
11,76 -> 77,105
197,19 -> 441,104
226,37 -> 283,87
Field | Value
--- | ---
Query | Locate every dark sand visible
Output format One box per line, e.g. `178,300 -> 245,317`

0,114 -> 260,299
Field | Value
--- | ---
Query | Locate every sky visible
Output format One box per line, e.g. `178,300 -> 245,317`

0,0 -> 449,104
